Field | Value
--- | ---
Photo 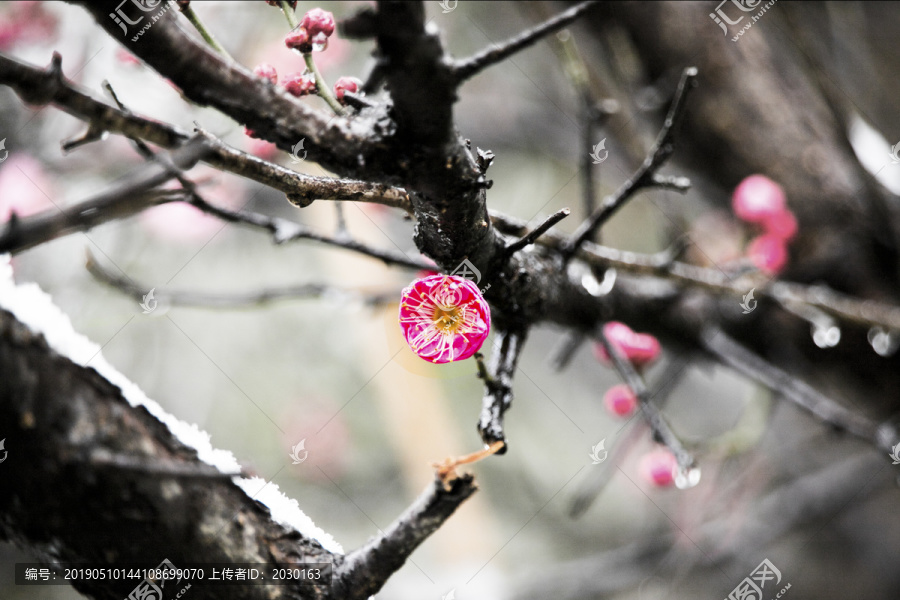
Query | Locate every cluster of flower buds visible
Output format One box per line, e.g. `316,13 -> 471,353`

284,7 -> 335,53
731,174 -> 798,275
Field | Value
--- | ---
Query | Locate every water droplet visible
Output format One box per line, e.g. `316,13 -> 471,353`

867,327 -> 900,357
812,324 -> 841,348
582,268 -> 616,297
674,465 -> 701,489
312,32 -> 328,52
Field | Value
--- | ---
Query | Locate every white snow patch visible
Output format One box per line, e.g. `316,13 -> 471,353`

0,256 -> 343,554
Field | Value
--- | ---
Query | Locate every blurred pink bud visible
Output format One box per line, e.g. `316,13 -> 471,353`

399,274 -> 490,364
301,7 -> 335,38
0,154 -> 56,221
639,448 -> 676,487
762,209 -> 798,241
333,76 -> 361,104
593,321 -> 661,368
732,174 -> 786,224
747,234 -> 788,275
253,63 -> 278,84
603,384 -> 638,417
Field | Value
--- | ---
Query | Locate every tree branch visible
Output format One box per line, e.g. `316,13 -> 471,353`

0,52 -> 412,211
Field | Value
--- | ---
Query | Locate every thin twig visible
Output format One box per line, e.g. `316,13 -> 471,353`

501,208 -> 570,258
451,1 -> 598,83
561,67 -> 698,261
180,4 -> 234,60
597,326 -> 695,471
303,51 -> 347,115
477,326 -> 529,450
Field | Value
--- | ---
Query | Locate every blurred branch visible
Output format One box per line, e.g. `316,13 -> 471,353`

561,67 -> 698,261
333,474 -> 478,600
0,136 -> 210,254
0,52 -> 411,211
451,1 -> 598,83
701,327 -> 886,451
86,251 -> 398,309
478,325 -> 529,450
598,326 -> 695,471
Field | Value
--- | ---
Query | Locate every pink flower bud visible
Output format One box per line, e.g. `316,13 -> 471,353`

639,448 -> 676,487
301,7 -> 335,38
333,76 -> 361,104
762,208 -> 798,241
593,322 -> 661,368
283,72 -> 317,97
399,274 -> 491,364
253,63 -> 278,84
285,27 -> 312,53
747,234 -> 788,275
732,175 -> 787,225
603,384 -> 638,417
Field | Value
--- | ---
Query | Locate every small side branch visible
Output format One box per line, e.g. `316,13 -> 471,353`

561,67 -> 698,261
597,326 -> 695,471
332,474 -> 478,600
477,325 -> 529,450
501,208 -> 570,258
451,1 -> 598,83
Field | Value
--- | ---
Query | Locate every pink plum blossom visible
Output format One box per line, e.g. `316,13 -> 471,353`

603,384 -> 638,418
731,174 -> 786,225
639,448 -> 677,487
399,274 -> 490,364
747,233 -> 788,275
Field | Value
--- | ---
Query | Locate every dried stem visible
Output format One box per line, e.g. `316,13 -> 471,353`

181,3 -> 234,60
502,208 -> 570,258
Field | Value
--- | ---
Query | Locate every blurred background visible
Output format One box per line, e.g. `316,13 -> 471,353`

2,2 -> 900,599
